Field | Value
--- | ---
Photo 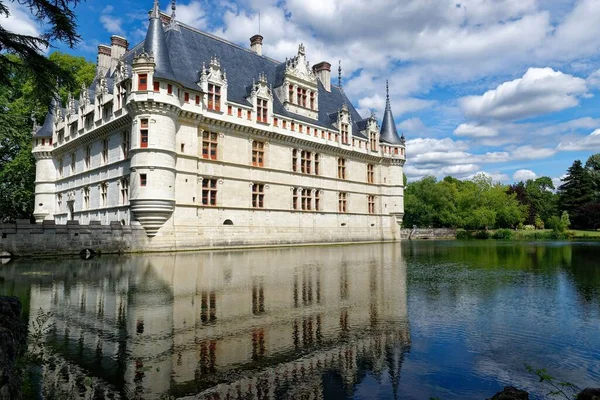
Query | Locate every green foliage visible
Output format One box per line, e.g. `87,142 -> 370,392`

525,364 -> 579,399
558,160 -> 596,229
492,229 -> 513,239
456,228 -> 470,239
535,215 -> 545,230
473,230 -> 490,239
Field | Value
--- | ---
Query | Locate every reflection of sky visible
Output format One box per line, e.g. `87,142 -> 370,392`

360,241 -> 600,400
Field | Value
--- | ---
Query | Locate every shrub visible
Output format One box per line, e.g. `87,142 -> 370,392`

456,229 -> 471,239
523,224 -> 535,231
492,229 -> 513,239
535,215 -> 545,230
473,230 -> 490,239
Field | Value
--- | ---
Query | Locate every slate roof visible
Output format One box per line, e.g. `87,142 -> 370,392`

380,83 -> 403,144
34,98 -> 57,137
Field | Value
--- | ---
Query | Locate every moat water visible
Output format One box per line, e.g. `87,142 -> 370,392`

1,241 -> 599,399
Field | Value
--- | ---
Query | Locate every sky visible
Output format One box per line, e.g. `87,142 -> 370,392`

6,0 -> 600,185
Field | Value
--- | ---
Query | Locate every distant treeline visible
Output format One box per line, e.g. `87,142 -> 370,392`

403,154 -> 600,231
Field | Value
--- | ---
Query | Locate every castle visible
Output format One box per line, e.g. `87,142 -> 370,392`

31,0 -> 406,248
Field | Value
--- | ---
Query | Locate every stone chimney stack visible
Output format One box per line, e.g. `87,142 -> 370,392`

250,34 -> 263,56
97,45 -> 112,76
110,35 -> 129,71
313,62 -> 331,92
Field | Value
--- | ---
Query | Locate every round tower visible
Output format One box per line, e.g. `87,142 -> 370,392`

32,110 -> 57,223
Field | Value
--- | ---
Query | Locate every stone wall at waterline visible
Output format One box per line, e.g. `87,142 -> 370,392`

400,228 -> 457,240
0,219 -> 401,257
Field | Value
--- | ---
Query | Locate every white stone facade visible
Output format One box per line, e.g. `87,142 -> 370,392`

32,13 -> 405,246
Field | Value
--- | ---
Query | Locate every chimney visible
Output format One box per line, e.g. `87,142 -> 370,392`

250,34 -> 263,56
97,45 -> 112,75
110,35 -> 129,71
313,61 -> 331,92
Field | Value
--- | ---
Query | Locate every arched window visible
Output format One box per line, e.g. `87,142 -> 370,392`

223,219 -> 234,225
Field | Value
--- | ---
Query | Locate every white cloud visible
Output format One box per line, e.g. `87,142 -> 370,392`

454,123 -> 498,137
406,138 -> 470,156
511,145 -> 557,160
3,2 -> 41,37
557,129 -> 600,151
168,1 -> 207,29
466,171 -> 510,183
397,118 -> 427,134
100,15 -> 124,35
513,169 -> 537,181
460,67 -> 588,122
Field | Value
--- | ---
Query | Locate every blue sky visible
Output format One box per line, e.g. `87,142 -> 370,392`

6,0 -> 600,185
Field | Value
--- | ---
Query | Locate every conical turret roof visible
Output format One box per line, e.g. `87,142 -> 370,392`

380,80 -> 403,144
144,0 -> 177,81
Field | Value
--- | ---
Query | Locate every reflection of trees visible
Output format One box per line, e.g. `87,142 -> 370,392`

567,245 -> 600,304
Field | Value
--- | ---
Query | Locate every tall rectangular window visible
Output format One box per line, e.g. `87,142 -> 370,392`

83,186 -> 90,209
291,122 -> 295,132
237,108 -> 242,118
122,131 -> 130,158
292,149 -> 298,172
85,146 -> 91,169
58,158 -> 63,178
184,92 -> 189,102
202,131 -> 218,160
196,95 -> 200,105
208,84 -> 221,111
370,132 -> 377,151
310,91 -> 315,109
367,164 -> 374,184
138,74 -> 147,91
202,178 -> 217,206
292,188 -> 298,210
167,84 -> 173,94
228,105 -> 232,115
341,123 -> 349,144
315,190 -> 320,211
252,141 -> 264,167
297,88 -> 307,107
247,110 -> 252,120
57,193 -> 62,211
120,177 -> 129,205
338,192 -> 347,213
301,151 -> 311,174
102,138 -> 109,164
252,184 -> 264,208
100,182 -> 108,207
70,152 -> 76,174
314,154 -> 320,175
257,99 -> 268,122
368,195 -> 375,214
338,158 -> 346,179
301,189 -> 312,211
288,84 -> 294,103
140,119 -> 148,148
273,117 -> 278,127
140,173 -> 147,187
153,81 -> 160,92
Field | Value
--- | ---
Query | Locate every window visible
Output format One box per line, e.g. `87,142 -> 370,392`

102,138 -> 109,164
153,81 -> 160,92
315,191 -> 320,211
314,154 -> 320,175
140,173 -> 147,187
288,84 -> 294,103
58,129 -> 64,143
367,164 -> 374,184
252,141 -> 264,167
140,119 -> 148,148
228,105 -> 232,115
57,193 -> 62,211
257,99 -> 268,123
252,183 -> 264,208
338,192 -> 347,213
299,124 -> 303,133
310,91 -> 315,109
282,120 -> 287,129
138,74 -> 147,91
291,122 -> 295,132
102,104 -> 112,120
202,131 -> 218,160
292,149 -> 298,172
301,151 -> 311,174
341,123 -> 349,144
184,92 -> 189,102
70,123 -> 77,137
337,158 -> 346,179
202,179 -> 217,206
208,84 -> 221,111
301,189 -> 312,211
41,138 -> 45,146
368,195 -> 375,214
85,146 -> 91,169
70,152 -> 76,174
273,117 -> 278,127
237,108 -> 242,118
83,186 -> 90,209
85,114 -> 93,129
120,177 -> 129,205
370,132 -> 377,151
292,188 -> 298,210
297,88 -> 307,107
58,158 -> 63,178
247,110 -> 251,120
122,131 -> 130,158
100,182 -> 108,207
196,95 -> 200,105
167,84 -> 173,95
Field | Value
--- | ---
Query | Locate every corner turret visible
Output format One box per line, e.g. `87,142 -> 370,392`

380,80 -> 403,145
32,99 -> 58,223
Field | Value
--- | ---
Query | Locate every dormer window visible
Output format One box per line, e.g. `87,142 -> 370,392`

288,85 -> 294,103
369,131 -> 377,151
310,92 -> 315,109
138,74 -> 148,91
341,123 -> 349,144
297,88 -> 307,107
257,99 -> 268,123
208,84 -> 221,111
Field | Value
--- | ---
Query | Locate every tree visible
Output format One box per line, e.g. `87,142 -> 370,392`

0,0 -> 81,99
585,153 -> 600,202
558,160 -> 595,229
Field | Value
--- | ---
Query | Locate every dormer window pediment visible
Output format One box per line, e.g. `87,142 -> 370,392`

198,56 -> 228,112
248,72 -> 273,124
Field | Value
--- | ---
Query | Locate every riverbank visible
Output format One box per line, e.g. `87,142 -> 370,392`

456,228 -> 600,240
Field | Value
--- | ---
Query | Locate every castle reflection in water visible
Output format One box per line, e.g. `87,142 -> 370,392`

14,244 -> 410,399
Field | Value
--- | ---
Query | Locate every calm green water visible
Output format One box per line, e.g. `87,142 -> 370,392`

1,241 -> 599,399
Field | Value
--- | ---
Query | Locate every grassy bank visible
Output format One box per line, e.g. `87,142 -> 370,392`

457,228 -> 600,240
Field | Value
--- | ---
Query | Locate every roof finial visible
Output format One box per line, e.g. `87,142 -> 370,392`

338,60 -> 342,87
167,0 -> 180,31
385,79 -> 391,109
171,0 -> 176,19
151,0 -> 160,19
